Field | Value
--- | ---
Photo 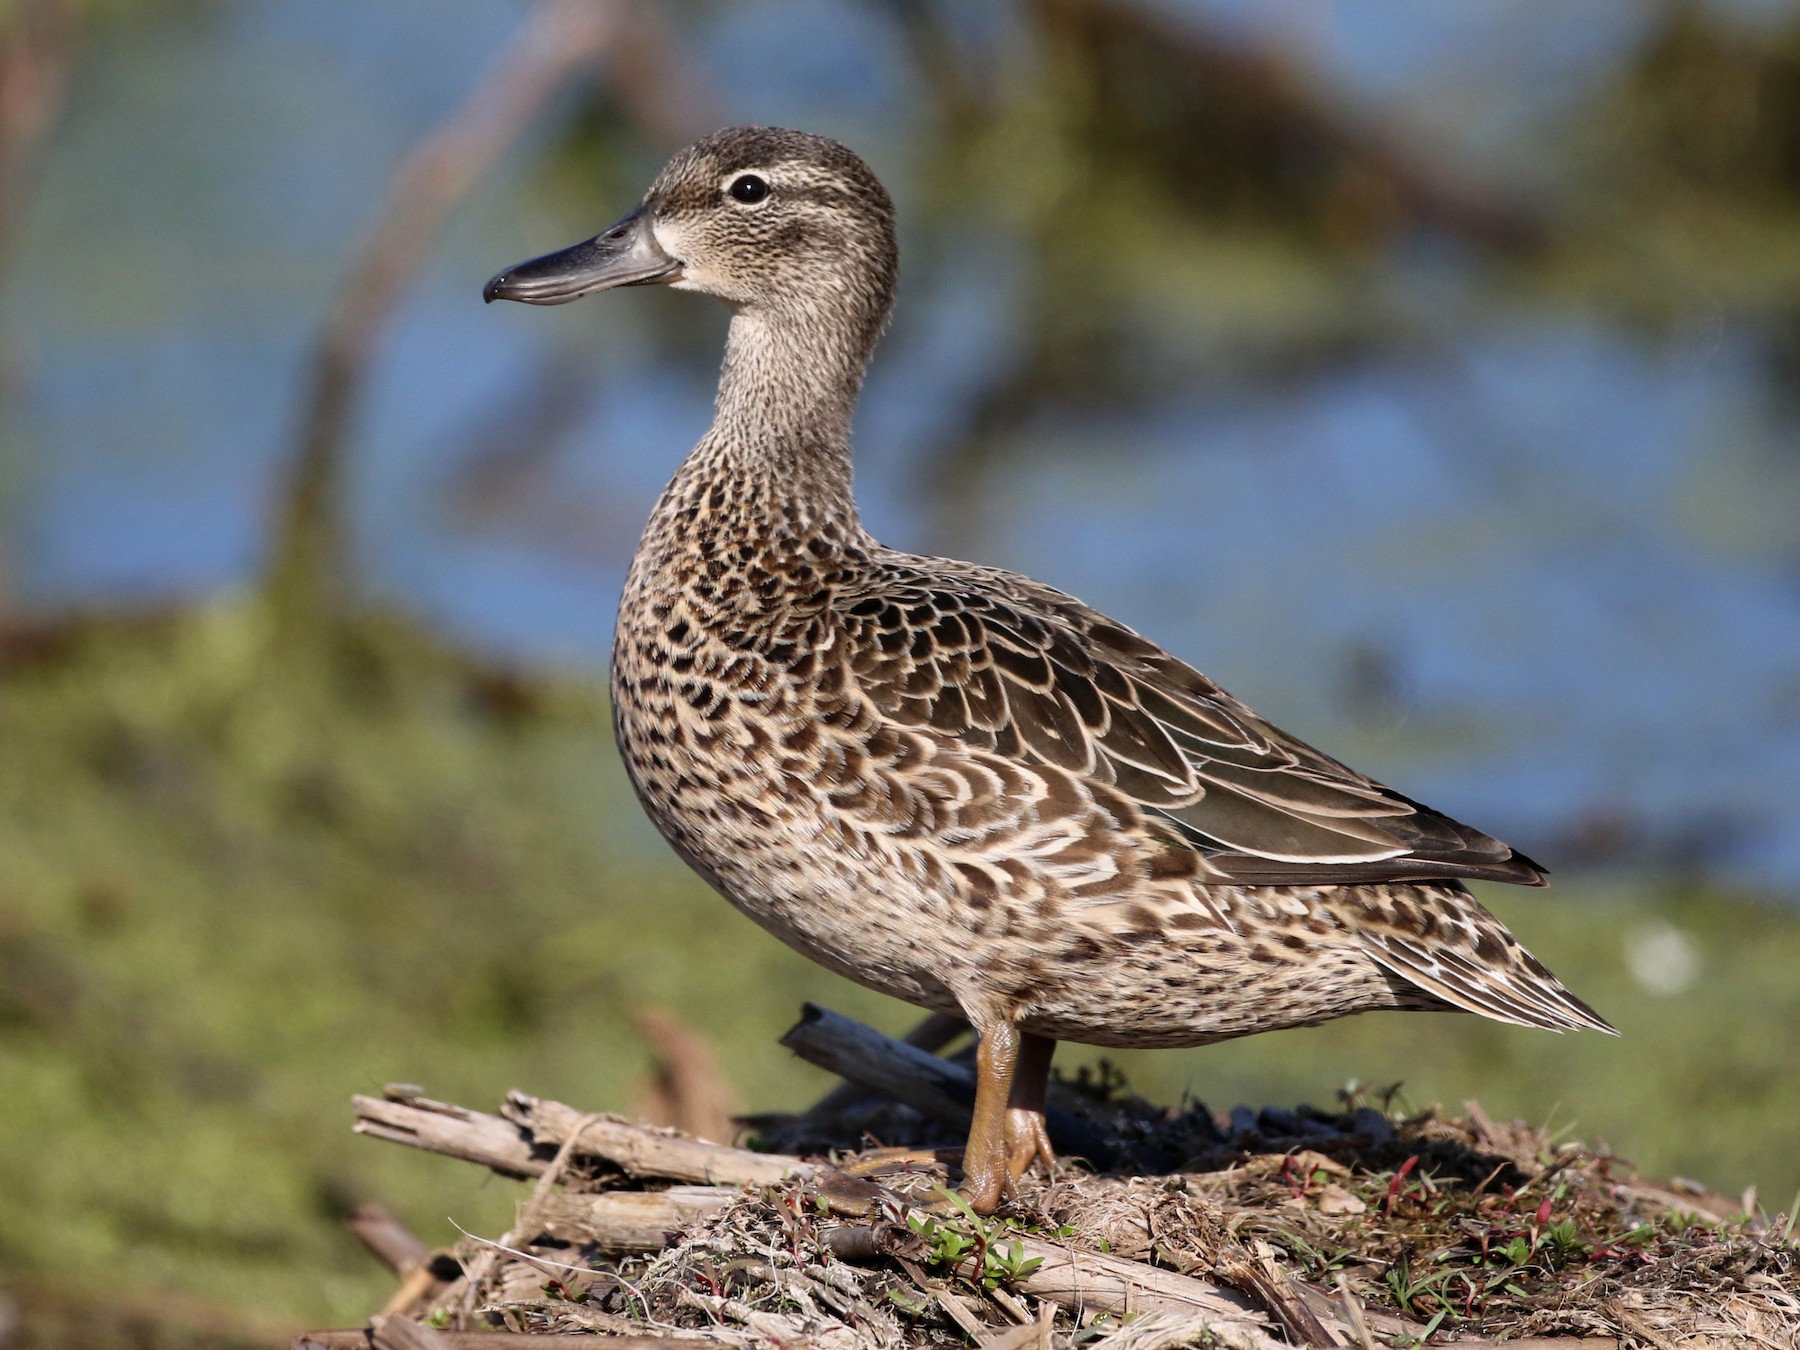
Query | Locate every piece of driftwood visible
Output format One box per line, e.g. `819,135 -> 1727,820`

780,1003 -> 1117,1166
528,1185 -> 737,1251
353,1091 -> 545,1179
266,0 -> 631,626
808,1009 -> 969,1115
1008,1232 -> 1269,1326
501,1090 -> 810,1186
353,1086 -> 812,1188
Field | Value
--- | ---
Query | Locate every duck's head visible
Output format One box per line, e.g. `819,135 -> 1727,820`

484,127 -> 897,335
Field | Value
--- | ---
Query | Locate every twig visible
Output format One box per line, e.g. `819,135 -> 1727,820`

0,0 -> 76,265
1072,1308 -> 1290,1350
265,0 -> 626,627
1214,1242 -> 1335,1347
630,1005 -> 739,1144
529,1185 -> 737,1250
976,1319 -> 1047,1350
353,1087 -> 812,1189
821,1211 -> 1268,1328
345,1203 -> 460,1319
346,1204 -> 431,1276
807,1009 -> 969,1115
353,1089 -> 545,1179
1007,1232 -> 1267,1326
780,1003 -> 1116,1166
503,1091 -> 810,1186
1336,1273 -> 1375,1350
935,1288 -> 989,1341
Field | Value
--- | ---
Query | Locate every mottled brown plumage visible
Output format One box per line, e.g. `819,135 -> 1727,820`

486,127 -> 1614,1212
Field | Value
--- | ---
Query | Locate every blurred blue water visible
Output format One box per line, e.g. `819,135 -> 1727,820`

4,0 -> 1798,893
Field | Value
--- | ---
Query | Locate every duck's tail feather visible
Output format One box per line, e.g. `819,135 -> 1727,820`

1351,885 -> 1618,1036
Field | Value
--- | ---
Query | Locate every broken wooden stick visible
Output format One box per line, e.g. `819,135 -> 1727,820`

345,1205 -> 430,1276
501,1091 -> 810,1186
807,1009 -> 969,1115
351,1087 -> 812,1188
352,1091 -> 544,1179
824,1218 -> 1267,1328
528,1185 -> 737,1251
780,1003 -> 1116,1166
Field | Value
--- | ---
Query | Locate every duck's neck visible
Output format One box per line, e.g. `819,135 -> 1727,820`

662,301 -> 881,548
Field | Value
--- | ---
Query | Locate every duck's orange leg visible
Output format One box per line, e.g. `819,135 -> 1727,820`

961,1024 -> 1058,1213
960,1019 -> 1020,1214
1005,1032 -> 1057,1182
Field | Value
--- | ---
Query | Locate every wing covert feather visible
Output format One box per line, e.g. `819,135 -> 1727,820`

830,556 -> 1545,889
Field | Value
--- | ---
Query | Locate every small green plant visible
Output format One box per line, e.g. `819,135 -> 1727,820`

1275,1229 -> 1354,1280
984,1237 -> 1044,1287
884,1284 -> 930,1316
1382,1253 -> 1459,1321
908,1208 -> 978,1266
907,1194 -> 1046,1291
1541,1218 -> 1591,1266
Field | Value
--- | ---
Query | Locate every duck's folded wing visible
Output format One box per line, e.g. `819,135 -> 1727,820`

830,562 -> 1545,889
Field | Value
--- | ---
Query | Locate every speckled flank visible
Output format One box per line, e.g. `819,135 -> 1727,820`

520,125 -> 1612,1086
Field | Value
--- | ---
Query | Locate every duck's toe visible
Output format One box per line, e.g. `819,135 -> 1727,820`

1004,1105 -> 1056,1182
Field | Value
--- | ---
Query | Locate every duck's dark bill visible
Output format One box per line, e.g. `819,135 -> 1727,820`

483,208 -> 679,305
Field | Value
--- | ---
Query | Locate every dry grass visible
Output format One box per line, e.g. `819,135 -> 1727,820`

345,1062 -> 1798,1349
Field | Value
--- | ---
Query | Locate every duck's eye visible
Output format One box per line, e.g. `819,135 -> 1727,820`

728,174 -> 770,205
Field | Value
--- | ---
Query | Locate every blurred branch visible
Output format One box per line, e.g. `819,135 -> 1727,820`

599,1 -> 717,147
439,346 -> 599,528
0,0 -> 75,265
891,0 -> 1552,552
432,5 -> 716,555
865,0 -> 984,132
628,1005 -> 739,1144
1032,0 -> 1548,251
345,1204 -> 432,1277
0,0 -> 79,623
264,0 -> 627,637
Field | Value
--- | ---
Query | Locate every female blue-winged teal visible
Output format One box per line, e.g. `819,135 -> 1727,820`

485,127 -> 1614,1213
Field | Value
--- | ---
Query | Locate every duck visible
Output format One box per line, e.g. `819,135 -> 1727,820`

484,126 -> 1614,1214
